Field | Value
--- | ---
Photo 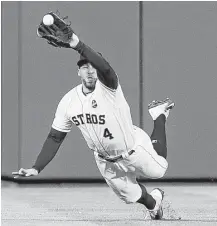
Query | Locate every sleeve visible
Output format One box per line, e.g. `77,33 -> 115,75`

52,94 -> 73,132
96,80 -> 124,105
75,41 -> 118,90
32,128 -> 67,173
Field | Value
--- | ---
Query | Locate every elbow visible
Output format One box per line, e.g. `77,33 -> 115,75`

112,77 -> 118,89
105,69 -> 119,90
48,129 -> 67,143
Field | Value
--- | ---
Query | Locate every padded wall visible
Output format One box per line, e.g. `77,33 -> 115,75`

2,2 -> 217,180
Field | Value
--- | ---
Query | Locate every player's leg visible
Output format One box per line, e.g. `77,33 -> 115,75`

137,183 -> 164,220
94,152 -> 156,209
136,183 -> 156,210
118,140 -> 167,219
148,98 -> 175,159
150,114 -> 167,158
126,125 -> 170,219
94,151 -> 165,219
94,152 -> 141,203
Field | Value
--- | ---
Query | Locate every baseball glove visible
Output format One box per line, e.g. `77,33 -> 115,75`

37,11 -> 74,48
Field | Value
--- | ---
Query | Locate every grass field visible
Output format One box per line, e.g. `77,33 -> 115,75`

2,181 -> 217,226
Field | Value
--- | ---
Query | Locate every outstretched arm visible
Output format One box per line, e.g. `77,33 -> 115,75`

70,34 -> 118,90
32,128 -> 67,173
12,128 -> 67,178
37,13 -> 118,89
12,90 -> 73,178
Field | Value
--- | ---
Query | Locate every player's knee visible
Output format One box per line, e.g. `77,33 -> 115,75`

156,168 -> 166,178
119,194 -> 137,204
153,157 -> 168,178
110,184 -> 141,204
116,186 -> 142,204
152,165 -> 168,179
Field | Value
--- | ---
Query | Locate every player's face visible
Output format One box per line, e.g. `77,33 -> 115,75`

78,63 -> 98,91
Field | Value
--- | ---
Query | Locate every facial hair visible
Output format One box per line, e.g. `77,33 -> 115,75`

82,78 -> 97,91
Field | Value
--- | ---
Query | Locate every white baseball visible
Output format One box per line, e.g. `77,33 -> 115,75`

43,14 -> 54,26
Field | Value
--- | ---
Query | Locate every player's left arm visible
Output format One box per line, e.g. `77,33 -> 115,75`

37,14 -> 118,89
70,34 -> 118,90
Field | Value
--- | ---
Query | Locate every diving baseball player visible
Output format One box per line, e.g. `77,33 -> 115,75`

13,12 -> 175,220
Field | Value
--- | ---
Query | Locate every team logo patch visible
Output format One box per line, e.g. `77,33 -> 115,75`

92,100 -> 97,108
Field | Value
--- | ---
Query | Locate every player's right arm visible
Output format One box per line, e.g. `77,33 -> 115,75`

12,93 -> 73,178
12,128 -> 67,178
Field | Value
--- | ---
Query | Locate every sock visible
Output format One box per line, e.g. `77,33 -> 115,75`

150,114 -> 167,159
137,184 -> 156,210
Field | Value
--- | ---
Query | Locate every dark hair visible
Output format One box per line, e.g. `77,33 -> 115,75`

77,55 -> 88,67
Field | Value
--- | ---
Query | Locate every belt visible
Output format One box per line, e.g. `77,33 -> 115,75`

98,150 -> 135,163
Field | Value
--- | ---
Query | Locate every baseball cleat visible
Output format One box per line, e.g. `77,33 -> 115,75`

148,98 -> 175,120
148,98 -> 174,110
149,188 -> 164,220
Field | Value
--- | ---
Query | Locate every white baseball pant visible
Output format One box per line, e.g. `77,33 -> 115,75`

94,126 -> 168,204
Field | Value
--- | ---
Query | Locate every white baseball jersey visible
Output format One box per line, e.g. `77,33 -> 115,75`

52,80 -> 136,158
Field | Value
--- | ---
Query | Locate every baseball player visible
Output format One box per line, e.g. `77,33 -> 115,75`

13,13 -> 175,220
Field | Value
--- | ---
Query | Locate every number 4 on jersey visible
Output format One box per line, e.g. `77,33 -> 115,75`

103,128 -> 114,140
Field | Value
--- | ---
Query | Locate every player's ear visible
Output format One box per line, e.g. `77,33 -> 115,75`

77,68 -> 80,77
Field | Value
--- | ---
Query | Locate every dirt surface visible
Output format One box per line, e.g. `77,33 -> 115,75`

2,181 -> 217,226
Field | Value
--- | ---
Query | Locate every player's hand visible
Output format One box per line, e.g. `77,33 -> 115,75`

12,168 -> 39,179
69,33 -> 80,48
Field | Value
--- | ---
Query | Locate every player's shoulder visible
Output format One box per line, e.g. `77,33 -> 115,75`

58,85 -> 80,105
97,79 -> 121,93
